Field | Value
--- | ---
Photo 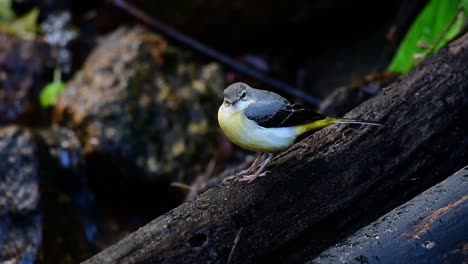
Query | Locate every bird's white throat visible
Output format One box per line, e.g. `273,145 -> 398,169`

220,100 -> 252,117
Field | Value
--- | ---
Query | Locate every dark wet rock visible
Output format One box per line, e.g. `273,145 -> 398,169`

0,32 -> 55,124
54,26 -> 224,182
319,72 -> 399,117
0,126 -> 42,263
36,126 -> 102,263
38,125 -> 83,171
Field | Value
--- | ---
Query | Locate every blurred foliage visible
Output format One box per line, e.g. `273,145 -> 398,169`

388,0 -> 468,73
0,0 -> 15,21
40,69 -> 66,108
0,0 -> 39,39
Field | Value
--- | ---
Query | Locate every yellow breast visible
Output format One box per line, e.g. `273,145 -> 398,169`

218,106 -> 246,147
217,104 -> 297,153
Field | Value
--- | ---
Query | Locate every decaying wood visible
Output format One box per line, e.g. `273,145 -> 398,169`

310,166 -> 468,264
83,33 -> 468,264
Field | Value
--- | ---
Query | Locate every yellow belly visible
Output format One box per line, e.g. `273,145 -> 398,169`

218,106 -> 297,153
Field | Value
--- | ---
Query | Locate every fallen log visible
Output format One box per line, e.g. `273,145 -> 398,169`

83,33 -> 468,264
310,165 -> 468,264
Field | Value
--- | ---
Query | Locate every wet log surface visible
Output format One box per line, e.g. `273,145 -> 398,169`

310,166 -> 468,264
83,33 -> 468,264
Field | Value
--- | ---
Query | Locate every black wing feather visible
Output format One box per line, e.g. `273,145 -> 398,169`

246,103 -> 326,128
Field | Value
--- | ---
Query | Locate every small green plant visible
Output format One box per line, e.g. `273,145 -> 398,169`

388,0 -> 468,73
0,0 -> 39,39
40,69 -> 66,108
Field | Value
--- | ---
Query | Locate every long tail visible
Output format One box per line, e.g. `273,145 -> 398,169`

296,117 -> 382,135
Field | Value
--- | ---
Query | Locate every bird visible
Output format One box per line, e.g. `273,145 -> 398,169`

217,82 -> 382,183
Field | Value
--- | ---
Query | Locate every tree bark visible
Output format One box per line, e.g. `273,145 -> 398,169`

83,33 -> 468,264
310,165 -> 468,264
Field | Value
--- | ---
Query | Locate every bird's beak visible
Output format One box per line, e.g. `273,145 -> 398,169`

224,98 -> 233,105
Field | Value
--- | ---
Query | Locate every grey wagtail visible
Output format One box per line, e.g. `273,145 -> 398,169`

218,82 -> 382,182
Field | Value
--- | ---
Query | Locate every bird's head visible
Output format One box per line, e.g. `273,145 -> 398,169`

222,82 -> 255,111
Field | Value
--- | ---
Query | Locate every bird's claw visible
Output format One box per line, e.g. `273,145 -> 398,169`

237,168 -> 254,176
238,171 -> 270,183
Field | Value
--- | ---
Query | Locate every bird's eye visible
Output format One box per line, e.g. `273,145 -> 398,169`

239,91 -> 246,99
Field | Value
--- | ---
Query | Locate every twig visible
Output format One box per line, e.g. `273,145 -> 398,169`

185,159 -> 216,202
170,182 -> 191,191
110,0 -> 321,106
227,227 -> 243,264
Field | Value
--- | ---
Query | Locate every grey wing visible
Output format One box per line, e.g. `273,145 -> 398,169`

244,99 -> 285,127
245,100 -> 326,128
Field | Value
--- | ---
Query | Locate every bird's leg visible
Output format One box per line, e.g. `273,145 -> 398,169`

238,153 -> 265,175
239,153 -> 274,183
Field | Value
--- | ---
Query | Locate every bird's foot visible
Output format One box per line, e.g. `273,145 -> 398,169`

238,168 -> 254,176
239,171 -> 270,183
237,153 -> 265,176
238,153 -> 273,183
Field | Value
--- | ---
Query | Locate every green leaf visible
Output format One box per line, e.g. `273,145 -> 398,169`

40,69 -> 66,108
0,0 -> 15,21
0,7 -> 39,39
388,0 -> 466,73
